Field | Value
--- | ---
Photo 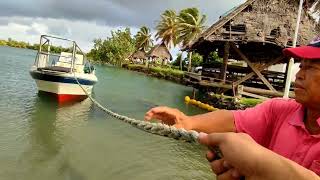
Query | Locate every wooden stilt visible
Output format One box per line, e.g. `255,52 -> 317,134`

233,56 -> 284,86
220,42 -> 230,83
192,88 -> 196,99
230,43 -> 276,92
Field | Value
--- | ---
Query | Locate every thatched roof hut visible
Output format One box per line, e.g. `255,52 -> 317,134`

130,50 -> 147,60
186,0 -> 319,62
184,0 -> 319,98
148,43 -> 173,61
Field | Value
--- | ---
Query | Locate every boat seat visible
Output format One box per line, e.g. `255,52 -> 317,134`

38,66 -> 71,73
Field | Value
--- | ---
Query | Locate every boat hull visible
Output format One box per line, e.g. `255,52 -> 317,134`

30,70 -> 97,103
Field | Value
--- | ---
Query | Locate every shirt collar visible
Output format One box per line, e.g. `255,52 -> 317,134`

288,105 -> 320,137
288,105 -> 305,127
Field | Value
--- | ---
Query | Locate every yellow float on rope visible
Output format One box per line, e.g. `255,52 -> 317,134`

184,97 -> 219,112
184,96 -> 191,103
208,106 -> 215,111
190,99 -> 197,105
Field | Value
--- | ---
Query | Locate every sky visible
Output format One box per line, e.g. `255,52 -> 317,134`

0,0 -> 245,53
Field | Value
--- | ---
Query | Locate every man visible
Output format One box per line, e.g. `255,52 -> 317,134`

145,39 -> 320,177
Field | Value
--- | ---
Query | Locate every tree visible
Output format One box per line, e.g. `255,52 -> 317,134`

176,8 -> 206,72
208,51 -> 222,63
189,52 -> 203,67
184,52 -> 203,68
155,10 -> 178,49
171,52 -> 185,70
88,28 -> 136,66
0,40 -> 7,46
135,26 -> 153,52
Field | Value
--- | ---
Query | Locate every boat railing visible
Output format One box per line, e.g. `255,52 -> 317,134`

34,35 -> 93,74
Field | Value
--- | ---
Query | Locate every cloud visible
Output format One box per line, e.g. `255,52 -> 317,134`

0,17 -> 140,52
0,0 -> 245,27
0,0 -> 245,55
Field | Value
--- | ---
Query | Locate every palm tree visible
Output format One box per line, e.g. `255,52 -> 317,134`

155,10 -> 178,49
135,26 -> 153,52
176,8 -> 206,72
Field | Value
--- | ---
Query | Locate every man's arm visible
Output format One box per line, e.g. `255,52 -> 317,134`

144,106 -> 235,134
145,99 -> 276,144
189,110 -> 235,133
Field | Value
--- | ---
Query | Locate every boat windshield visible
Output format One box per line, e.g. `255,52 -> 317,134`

34,35 -> 92,74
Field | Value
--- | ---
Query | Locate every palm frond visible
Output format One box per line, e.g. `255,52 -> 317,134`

176,7 -> 206,47
135,26 -> 153,52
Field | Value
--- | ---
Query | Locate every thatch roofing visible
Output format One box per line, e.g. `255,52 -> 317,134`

148,43 -> 172,60
195,0 -> 256,45
186,0 -> 319,63
130,50 -> 147,59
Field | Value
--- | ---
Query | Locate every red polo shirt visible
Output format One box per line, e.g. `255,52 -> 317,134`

233,98 -> 320,175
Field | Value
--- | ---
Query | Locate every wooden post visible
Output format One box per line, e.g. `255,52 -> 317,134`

192,88 -> 196,99
230,42 -> 276,92
237,85 -> 244,98
220,42 -> 230,83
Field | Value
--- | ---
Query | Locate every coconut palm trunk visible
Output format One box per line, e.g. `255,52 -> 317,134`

180,56 -> 183,70
188,51 -> 193,72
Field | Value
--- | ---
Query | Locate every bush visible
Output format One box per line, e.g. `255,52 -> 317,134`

239,98 -> 264,107
126,64 -> 184,79
150,66 -> 184,78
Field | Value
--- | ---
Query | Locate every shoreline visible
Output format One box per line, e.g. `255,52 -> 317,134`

122,64 -> 184,84
121,64 -> 263,109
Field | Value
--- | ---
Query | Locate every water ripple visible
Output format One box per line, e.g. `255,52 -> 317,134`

0,47 -> 213,180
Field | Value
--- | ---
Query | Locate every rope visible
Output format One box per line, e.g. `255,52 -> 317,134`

73,73 -> 222,158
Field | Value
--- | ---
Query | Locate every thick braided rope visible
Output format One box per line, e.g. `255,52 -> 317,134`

73,74 -> 222,157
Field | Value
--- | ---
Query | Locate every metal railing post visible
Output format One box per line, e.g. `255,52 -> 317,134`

283,0 -> 304,98
71,41 -> 76,73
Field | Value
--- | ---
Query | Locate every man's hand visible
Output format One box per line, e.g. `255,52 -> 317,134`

200,133 -> 257,180
199,132 -> 271,180
144,106 -> 192,130
199,132 -> 320,180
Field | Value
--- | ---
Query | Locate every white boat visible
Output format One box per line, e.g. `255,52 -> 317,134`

30,35 -> 98,102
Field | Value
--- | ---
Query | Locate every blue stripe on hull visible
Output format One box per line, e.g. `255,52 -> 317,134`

30,71 -> 97,85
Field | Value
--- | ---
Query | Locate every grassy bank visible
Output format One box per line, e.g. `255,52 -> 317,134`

198,92 -> 264,110
124,64 -> 264,109
124,64 -> 185,83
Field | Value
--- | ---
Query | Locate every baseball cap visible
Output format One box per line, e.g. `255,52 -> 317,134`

283,36 -> 320,60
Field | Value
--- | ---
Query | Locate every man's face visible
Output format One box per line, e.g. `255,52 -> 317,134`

294,59 -> 320,108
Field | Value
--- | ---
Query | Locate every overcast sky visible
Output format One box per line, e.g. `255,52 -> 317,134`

0,0 -> 245,52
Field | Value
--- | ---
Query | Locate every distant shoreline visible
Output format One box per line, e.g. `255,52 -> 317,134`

0,39 -> 72,54
0,44 -> 35,50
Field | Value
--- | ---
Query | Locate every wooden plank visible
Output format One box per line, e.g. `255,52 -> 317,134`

197,81 -> 294,97
230,43 -> 277,92
222,31 -> 246,35
240,91 -> 270,100
233,56 -> 284,86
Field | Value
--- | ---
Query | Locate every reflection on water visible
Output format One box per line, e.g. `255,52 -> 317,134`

18,94 -> 93,180
0,47 -> 213,180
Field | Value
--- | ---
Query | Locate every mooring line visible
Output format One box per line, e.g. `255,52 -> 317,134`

73,73 -> 222,157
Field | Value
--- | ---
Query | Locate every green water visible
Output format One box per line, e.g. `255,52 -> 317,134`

0,46 -> 213,180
